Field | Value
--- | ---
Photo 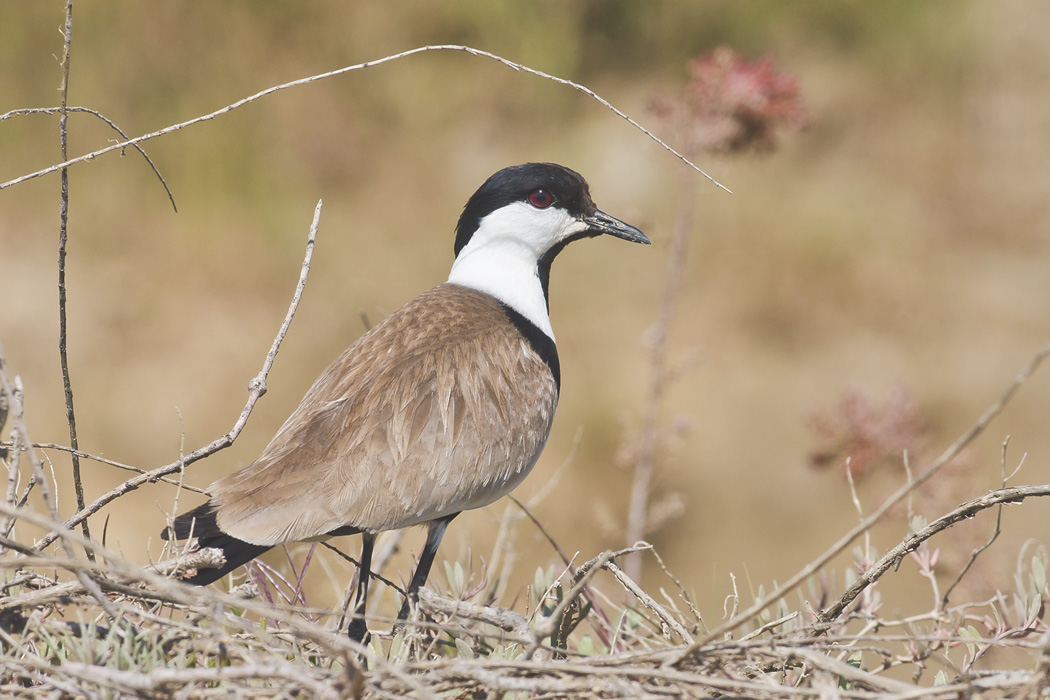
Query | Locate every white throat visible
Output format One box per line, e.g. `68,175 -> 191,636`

446,202 -> 589,342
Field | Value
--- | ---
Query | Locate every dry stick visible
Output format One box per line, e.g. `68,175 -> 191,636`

625,165 -> 699,582
507,493 -> 616,647
817,484 -> 1050,623
416,587 -> 533,644
0,45 -> 730,195
0,375 -> 24,542
1,507 -> 446,700
33,199 -> 323,551
0,442 -> 206,493
55,0 -> 93,561
790,647 -> 918,694
0,499 -> 361,655
54,662 -> 341,700
0,348 -> 116,617
938,436 -> 1013,611
604,558 -> 694,643
649,545 -> 704,632
507,494 -> 573,567
524,544 -> 651,660
669,341 -> 1050,665
411,657 -> 844,698
0,107 -> 177,212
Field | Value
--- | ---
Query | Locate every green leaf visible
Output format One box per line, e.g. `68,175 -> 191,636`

443,560 -> 465,597
453,561 -> 465,594
839,651 -> 864,689
577,635 -> 594,656
1031,555 -> 1046,595
454,637 -> 475,660
934,670 -> 949,686
388,631 -> 406,664
959,625 -> 981,658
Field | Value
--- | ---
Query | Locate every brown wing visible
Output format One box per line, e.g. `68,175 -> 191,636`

209,284 -> 558,545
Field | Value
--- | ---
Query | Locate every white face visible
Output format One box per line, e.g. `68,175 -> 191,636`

447,201 -> 590,341
461,201 -> 589,260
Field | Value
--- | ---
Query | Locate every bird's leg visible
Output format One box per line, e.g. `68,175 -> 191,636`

347,532 -> 376,644
396,513 -> 459,623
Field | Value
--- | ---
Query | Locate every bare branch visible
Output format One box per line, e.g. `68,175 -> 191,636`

0,441 -> 206,493
818,484 -> 1050,623
938,436 -> 1016,609
1,106 -> 177,211
0,45 -> 730,194
605,558 -> 694,643
0,342 -> 115,616
416,586 -> 534,644
33,200 -> 323,550
524,544 -> 652,660
625,165 -> 700,582
54,0 -> 94,563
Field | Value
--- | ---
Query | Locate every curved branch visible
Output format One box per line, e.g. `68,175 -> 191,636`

818,484 -> 1050,622
1,107 -> 177,212
0,45 -> 729,194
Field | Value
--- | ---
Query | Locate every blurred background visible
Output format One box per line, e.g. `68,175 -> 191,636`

2,1 -> 1049,626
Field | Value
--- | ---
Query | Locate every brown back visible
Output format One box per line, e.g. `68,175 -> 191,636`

210,284 -> 559,545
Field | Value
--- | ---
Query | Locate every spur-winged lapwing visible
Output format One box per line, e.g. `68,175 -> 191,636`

162,162 -> 648,641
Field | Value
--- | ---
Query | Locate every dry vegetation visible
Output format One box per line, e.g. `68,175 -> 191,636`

4,2 -> 1050,698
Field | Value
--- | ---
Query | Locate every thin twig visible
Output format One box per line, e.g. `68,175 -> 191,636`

0,372 -> 24,543
416,586 -> 534,644
0,45 -> 730,195
1,107 -> 177,211
55,0 -> 93,562
507,493 -> 573,567
817,484 -> 1050,623
0,441 -> 206,493
525,545 -> 651,660
938,436 -> 1016,610
33,200 -> 323,551
625,164 -> 701,582
605,558 -> 693,643
0,345 -> 116,617
507,493 -> 616,647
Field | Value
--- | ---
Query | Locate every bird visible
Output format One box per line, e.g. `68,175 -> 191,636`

161,162 -> 649,642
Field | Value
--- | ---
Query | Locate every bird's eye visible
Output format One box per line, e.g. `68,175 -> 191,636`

527,190 -> 554,209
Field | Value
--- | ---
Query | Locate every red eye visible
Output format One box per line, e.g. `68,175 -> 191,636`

527,190 -> 554,209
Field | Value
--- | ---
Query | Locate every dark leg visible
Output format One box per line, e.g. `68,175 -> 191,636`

347,532 -> 376,644
397,513 -> 459,621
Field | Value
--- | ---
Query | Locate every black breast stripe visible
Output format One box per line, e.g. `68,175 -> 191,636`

499,303 -> 560,393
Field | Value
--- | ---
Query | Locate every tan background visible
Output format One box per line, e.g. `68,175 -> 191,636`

2,2 -> 1049,624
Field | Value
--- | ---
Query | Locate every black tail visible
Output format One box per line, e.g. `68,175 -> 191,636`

161,502 -> 271,586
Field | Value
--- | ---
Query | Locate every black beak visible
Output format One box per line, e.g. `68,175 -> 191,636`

585,209 -> 650,245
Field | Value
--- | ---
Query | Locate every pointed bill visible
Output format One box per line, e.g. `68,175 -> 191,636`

585,209 -> 650,244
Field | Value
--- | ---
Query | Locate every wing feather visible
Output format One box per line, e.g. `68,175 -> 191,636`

209,284 -> 558,545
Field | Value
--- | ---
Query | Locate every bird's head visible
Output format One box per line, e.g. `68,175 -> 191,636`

453,162 -> 649,260
447,162 -> 648,340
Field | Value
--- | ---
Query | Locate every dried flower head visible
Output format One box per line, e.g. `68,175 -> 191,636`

650,46 -> 808,156
808,384 -> 926,479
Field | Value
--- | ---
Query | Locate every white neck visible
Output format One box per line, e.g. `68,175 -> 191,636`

447,238 -> 555,340
446,201 -> 588,342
